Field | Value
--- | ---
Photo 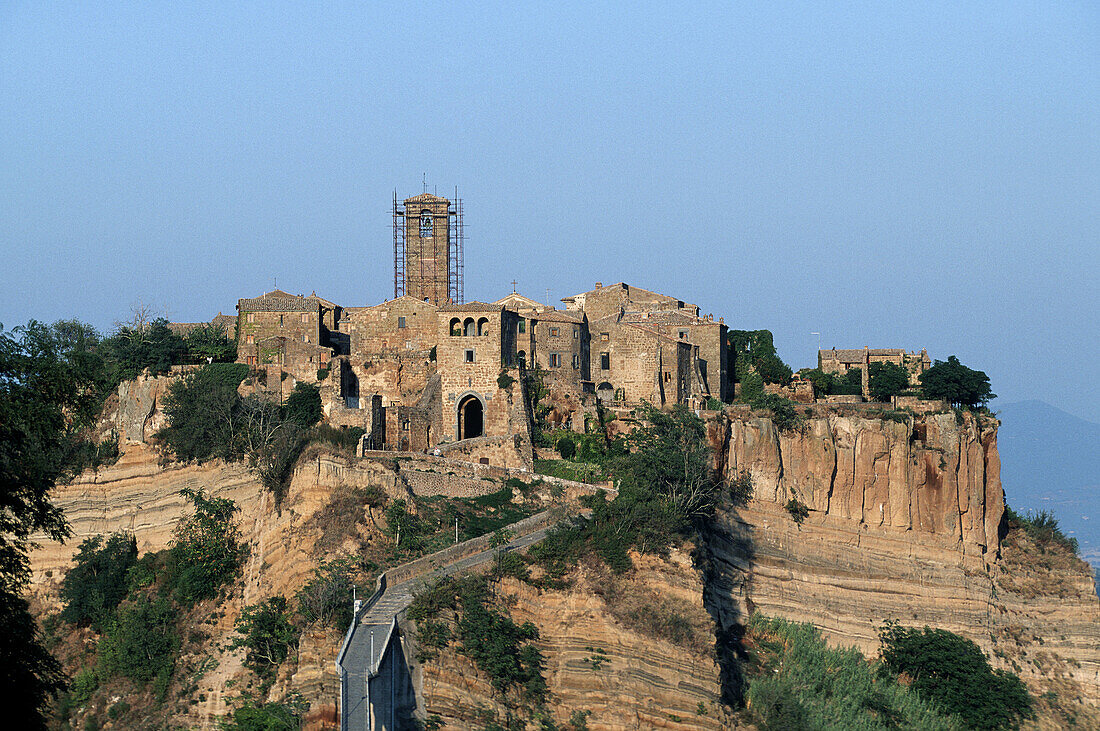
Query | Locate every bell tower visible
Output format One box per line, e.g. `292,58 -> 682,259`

393,191 -> 463,306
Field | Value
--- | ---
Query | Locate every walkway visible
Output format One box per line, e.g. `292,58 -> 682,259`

337,518 -> 564,730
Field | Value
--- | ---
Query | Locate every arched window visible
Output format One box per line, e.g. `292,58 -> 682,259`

419,211 -> 433,238
449,318 -> 461,336
477,317 -> 489,336
463,318 -> 476,336
517,351 -> 526,369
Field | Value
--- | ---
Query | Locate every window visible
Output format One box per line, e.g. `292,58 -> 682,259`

600,332 -> 609,342
477,317 -> 489,336
572,353 -> 579,368
419,211 -> 433,237
246,335 -> 255,344
664,371 -> 671,382
600,352 -> 610,370
549,352 -> 561,368
450,318 -> 461,336
402,420 -> 410,431
465,349 -> 475,363
679,330 -> 689,340
279,315 -> 284,326
518,319 -> 525,334
573,328 -> 579,339
246,356 -> 257,365
302,334 -> 308,342
247,313 -> 255,323
549,327 -> 560,337
398,316 -> 406,329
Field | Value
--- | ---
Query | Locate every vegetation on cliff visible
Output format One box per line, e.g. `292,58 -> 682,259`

919,355 -> 995,408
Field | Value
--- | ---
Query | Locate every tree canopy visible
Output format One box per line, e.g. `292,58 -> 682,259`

868,361 -> 910,402
919,356 -> 995,408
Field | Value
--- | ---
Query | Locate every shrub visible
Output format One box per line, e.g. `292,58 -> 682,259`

729,470 -> 753,506
166,488 -> 246,605
98,596 -> 178,685
497,370 -> 515,389
316,367 -> 330,382
784,497 -> 809,525
746,616 -> 959,730
69,667 -> 98,705
296,557 -> 359,631
739,371 -> 764,402
231,596 -> 299,676
1003,506 -> 1078,555
312,424 -> 365,454
218,698 -> 304,731
60,533 -> 138,630
157,364 -> 250,463
879,622 -> 1031,730
751,393 -> 802,432
283,382 -> 321,428
555,436 -> 575,460
183,323 -> 236,363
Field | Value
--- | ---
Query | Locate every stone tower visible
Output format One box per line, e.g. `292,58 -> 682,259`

395,192 -> 462,306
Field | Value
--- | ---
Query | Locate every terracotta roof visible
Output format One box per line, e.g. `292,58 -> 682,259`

438,301 -> 501,313
238,290 -> 318,313
534,310 -> 584,324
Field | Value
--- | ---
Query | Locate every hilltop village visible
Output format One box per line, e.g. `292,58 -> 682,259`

178,192 -> 930,465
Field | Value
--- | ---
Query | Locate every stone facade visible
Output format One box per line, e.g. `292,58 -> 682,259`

819,346 -> 931,398
402,193 -> 453,306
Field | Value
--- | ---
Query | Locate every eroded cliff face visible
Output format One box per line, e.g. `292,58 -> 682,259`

706,407 -> 1100,709
417,550 -> 732,731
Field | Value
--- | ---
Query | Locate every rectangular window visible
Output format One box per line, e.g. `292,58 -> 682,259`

279,315 -> 284,326
518,319 -> 526,334
679,330 -> 689,340
465,349 -> 475,363
600,332 -> 609,342
246,356 -> 257,365
398,316 -> 406,328
247,312 -> 255,323
572,353 -> 579,368
573,328 -> 578,339
302,313 -> 309,323
549,353 -> 561,368
549,327 -> 560,337
600,352 -> 610,370
246,335 -> 254,344
665,371 -> 671,382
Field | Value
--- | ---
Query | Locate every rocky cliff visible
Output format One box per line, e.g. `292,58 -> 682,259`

706,406 -> 1100,714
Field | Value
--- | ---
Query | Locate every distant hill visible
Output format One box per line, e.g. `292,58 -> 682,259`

997,400 -> 1100,566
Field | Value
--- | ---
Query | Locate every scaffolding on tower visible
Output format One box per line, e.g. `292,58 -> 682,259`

393,192 -> 406,299
449,191 -> 464,304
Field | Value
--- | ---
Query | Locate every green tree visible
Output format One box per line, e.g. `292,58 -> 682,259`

919,356 -> 995,408
183,322 -> 236,363
282,382 -> 321,428
100,318 -> 186,383
218,700 -> 303,731
0,320 -> 109,728
729,330 -> 792,386
98,595 -> 178,686
158,364 -> 250,463
879,622 -> 1031,730
231,596 -> 299,676
168,488 -> 246,604
868,361 -> 910,402
60,533 -> 138,630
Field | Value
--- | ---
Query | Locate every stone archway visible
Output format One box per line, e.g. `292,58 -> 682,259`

457,393 -> 484,440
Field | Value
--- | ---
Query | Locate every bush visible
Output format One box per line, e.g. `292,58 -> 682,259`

69,667 -> 98,705
166,488 -> 246,605
497,370 -> 515,389
555,436 -> 575,460
784,497 -> 809,525
1003,506 -> 1078,555
218,698 -> 304,731
231,596 -> 299,676
739,371 -> 764,402
60,533 -> 138,630
746,616 -> 959,730
879,622 -> 1031,730
98,596 -> 178,685
730,470 -> 753,506
183,323 -> 236,363
751,393 -> 802,432
296,557 -> 359,631
283,382 -> 321,428
157,364 -> 250,463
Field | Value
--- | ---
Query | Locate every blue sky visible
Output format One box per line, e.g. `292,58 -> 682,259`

2,2 -> 1097,418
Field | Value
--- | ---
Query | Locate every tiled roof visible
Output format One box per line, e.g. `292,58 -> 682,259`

238,290 -> 317,313
439,301 -> 501,313
534,310 -> 584,324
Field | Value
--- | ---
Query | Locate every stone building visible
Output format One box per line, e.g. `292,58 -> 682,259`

436,302 -> 524,442
235,290 -> 334,383
395,193 -> 461,307
818,347 -> 931,399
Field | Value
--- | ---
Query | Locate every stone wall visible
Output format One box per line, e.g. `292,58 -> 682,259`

434,433 -> 533,470
344,297 -> 439,357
